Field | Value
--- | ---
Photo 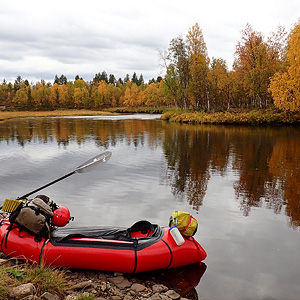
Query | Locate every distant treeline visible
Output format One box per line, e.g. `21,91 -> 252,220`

1,20 -> 300,112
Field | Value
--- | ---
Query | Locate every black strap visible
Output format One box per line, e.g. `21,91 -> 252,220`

39,239 -> 48,265
161,239 -> 173,269
132,249 -> 138,273
1,223 -> 17,251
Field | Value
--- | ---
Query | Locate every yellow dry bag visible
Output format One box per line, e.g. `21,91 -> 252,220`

169,211 -> 198,237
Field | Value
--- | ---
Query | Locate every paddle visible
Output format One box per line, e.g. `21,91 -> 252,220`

16,151 -> 112,200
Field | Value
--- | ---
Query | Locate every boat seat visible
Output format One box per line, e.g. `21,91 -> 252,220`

128,220 -> 155,238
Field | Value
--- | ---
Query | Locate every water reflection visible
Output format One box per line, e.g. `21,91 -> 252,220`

134,262 -> 207,299
1,117 -> 300,229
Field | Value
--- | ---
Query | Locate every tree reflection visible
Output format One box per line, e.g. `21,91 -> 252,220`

1,118 -> 300,228
268,137 -> 300,228
231,129 -> 276,216
163,123 -> 214,210
162,123 -> 300,228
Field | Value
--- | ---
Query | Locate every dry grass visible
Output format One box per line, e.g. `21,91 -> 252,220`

0,262 -> 67,299
0,110 -> 117,121
161,109 -> 300,125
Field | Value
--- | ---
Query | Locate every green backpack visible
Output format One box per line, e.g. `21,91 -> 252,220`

169,211 -> 198,237
9,198 -> 54,240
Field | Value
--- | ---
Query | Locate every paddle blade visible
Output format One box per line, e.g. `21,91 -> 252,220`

1,199 -> 24,213
75,151 -> 112,173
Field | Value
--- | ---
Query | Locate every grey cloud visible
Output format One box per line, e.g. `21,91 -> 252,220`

1,0 -> 299,83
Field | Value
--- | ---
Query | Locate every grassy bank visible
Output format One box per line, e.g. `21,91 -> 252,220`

161,109 -> 300,125
1,108 -> 300,125
0,110 -> 117,121
0,261 -> 66,299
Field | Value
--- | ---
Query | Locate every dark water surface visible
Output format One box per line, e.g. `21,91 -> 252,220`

1,115 -> 300,300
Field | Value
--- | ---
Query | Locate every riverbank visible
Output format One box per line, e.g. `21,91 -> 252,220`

0,252 -> 201,300
161,109 -> 300,125
0,110 -> 118,122
2,108 -> 300,125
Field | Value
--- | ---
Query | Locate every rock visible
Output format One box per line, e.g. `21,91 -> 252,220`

131,283 -> 146,292
67,280 -> 94,291
123,295 -> 133,300
8,283 -> 36,300
148,293 -> 163,300
152,284 -> 169,293
160,295 -> 171,300
40,292 -> 60,300
98,273 -> 107,281
82,292 -> 92,297
164,290 -> 181,300
110,296 -> 122,300
64,296 -> 75,300
109,276 -> 132,289
0,258 -> 8,265
100,281 -> 107,291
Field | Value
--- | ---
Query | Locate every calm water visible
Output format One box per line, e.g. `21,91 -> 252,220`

1,115 -> 300,300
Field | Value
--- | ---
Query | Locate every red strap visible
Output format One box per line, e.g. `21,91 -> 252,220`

180,215 -> 195,232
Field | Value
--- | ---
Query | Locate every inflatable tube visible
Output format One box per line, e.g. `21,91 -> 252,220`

0,219 -> 206,273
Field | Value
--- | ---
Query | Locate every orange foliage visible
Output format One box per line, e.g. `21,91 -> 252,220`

269,20 -> 300,111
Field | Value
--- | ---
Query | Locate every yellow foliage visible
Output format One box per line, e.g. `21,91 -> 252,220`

269,20 -> 300,111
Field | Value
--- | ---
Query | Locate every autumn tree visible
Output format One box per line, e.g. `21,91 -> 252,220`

122,82 -> 141,107
13,82 -> 31,109
91,82 -> 103,108
209,58 -> 233,110
233,24 -> 286,109
31,81 -> 51,109
186,23 -> 210,110
143,81 -> 166,107
269,20 -> 300,111
162,36 -> 189,108
72,79 -> 89,108
0,81 -> 11,104
49,83 -> 69,108
105,83 -> 122,106
97,80 -> 107,107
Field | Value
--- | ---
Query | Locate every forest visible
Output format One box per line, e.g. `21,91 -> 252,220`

0,20 -> 300,113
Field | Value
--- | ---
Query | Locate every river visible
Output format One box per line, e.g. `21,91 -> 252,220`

0,114 -> 300,300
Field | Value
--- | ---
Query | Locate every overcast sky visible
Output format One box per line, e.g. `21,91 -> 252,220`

0,0 -> 299,84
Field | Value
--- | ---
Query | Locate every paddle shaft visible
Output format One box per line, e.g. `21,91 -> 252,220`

17,151 -> 112,200
17,171 -> 75,199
